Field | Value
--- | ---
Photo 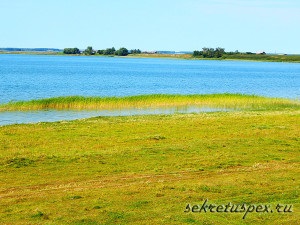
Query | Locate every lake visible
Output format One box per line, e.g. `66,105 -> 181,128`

0,54 -> 299,125
0,54 -> 299,104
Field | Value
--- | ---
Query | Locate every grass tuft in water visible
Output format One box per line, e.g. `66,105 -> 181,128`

0,94 -> 299,111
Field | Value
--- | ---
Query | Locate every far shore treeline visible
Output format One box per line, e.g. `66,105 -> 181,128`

63,46 -> 141,56
62,46 -> 268,58
63,46 -> 234,57
2,46 -> 299,62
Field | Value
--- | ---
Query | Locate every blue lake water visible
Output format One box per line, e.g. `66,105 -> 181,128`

0,54 -> 299,125
0,54 -> 299,103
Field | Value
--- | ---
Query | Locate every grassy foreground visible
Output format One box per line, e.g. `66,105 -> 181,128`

0,98 -> 299,224
1,94 -> 299,111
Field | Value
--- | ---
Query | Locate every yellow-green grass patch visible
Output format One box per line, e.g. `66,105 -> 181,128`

0,109 -> 299,224
0,94 -> 299,111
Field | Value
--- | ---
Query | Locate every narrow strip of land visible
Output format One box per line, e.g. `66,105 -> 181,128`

1,94 -> 299,111
1,51 -> 300,63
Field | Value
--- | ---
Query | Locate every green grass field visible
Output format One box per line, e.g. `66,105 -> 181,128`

0,95 -> 299,224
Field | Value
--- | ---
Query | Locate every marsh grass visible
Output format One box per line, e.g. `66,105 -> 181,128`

0,94 -> 299,111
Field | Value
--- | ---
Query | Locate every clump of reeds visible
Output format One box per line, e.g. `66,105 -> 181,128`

0,94 -> 299,111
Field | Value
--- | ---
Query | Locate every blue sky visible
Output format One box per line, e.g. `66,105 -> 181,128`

0,0 -> 299,53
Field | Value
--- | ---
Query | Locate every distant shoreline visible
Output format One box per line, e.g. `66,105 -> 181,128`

1,51 -> 300,63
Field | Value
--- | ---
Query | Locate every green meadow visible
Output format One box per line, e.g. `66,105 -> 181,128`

0,94 -> 299,224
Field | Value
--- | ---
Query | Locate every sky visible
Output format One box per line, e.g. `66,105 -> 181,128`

0,0 -> 299,53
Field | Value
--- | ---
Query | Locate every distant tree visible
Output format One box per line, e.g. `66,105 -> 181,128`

214,47 -> 225,58
204,48 -> 215,58
193,50 -> 202,57
193,47 -> 226,58
116,47 -> 129,56
63,48 -> 80,54
84,46 -> 95,55
103,47 -> 116,55
226,50 -> 240,55
97,49 -> 104,55
130,49 -> 141,54
201,48 -> 209,58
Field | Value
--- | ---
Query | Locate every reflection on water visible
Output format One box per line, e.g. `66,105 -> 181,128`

0,106 -> 231,126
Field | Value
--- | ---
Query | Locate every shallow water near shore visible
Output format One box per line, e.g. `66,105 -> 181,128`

0,106 -> 231,126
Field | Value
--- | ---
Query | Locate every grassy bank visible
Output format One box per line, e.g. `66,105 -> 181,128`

1,94 -> 299,112
221,54 -> 300,63
132,53 -> 300,63
0,108 -> 299,224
